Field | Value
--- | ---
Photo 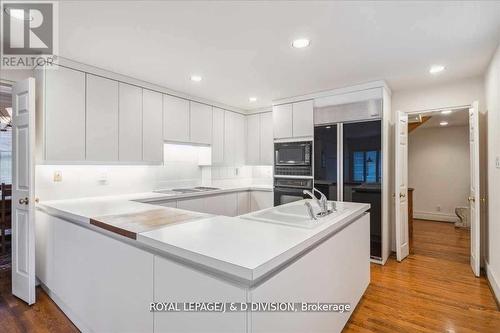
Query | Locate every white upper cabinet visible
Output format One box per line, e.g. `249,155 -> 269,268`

119,83 -> 143,162
246,114 -> 260,165
223,111 -> 245,166
259,112 -> 274,165
86,74 -> 119,161
43,66 -> 86,161
163,95 -> 190,143
233,112 -> 246,165
273,104 -> 293,139
189,102 -> 212,145
212,107 -> 225,165
142,89 -> 163,163
292,100 -> 314,137
272,100 -> 313,139
246,112 -> 273,166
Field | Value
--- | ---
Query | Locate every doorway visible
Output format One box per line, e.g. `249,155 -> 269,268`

395,103 -> 482,277
0,82 -> 12,271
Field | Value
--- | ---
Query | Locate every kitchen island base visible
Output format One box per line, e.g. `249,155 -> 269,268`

35,209 -> 370,333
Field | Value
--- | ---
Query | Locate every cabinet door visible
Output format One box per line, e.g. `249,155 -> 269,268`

44,66 -> 86,161
212,107 -> 224,165
273,104 -> 293,139
142,89 -> 163,162
190,102 -> 212,144
246,114 -> 260,165
233,113 -> 246,165
292,100 -> 313,137
119,83 -> 142,162
237,191 -> 250,215
86,74 -> 119,161
163,95 -> 190,143
250,191 -> 274,211
204,194 -> 237,216
223,111 -> 235,165
260,112 -> 274,165
177,197 -> 206,213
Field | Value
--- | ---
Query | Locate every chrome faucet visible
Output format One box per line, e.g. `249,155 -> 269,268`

304,201 -> 317,220
303,188 -> 330,216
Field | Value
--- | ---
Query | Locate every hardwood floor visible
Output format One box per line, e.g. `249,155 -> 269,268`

0,219 -> 499,332
344,219 -> 500,333
0,246 -> 78,333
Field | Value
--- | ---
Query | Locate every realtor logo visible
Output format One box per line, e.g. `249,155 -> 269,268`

1,1 -> 58,68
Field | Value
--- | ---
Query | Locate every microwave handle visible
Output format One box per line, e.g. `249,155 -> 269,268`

275,150 -> 278,163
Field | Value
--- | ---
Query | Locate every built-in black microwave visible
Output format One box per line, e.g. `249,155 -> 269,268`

274,141 -> 312,166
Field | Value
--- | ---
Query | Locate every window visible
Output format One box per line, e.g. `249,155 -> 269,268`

352,150 -> 381,183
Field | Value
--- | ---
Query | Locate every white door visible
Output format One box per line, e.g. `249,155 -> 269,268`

395,111 -> 409,262
469,101 -> 480,277
11,78 -> 36,304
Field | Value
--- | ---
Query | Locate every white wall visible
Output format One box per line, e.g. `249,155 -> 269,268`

484,42 -> 500,303
392,76 -> 484,113
408,125 -> 470,222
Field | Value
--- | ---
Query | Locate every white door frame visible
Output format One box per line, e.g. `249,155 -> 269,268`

395,104 -> 482,273
11,78 -> 36,304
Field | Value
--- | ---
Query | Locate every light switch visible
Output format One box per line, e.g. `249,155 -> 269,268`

53,170 -> 62,182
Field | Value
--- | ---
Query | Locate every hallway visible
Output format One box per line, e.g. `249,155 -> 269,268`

344,219 -> 500,332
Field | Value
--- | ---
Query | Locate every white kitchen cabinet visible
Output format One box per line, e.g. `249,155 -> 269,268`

177,197 -> 205,213
273,104 -> 293,139
292,99 -> 314,137
163,94 -> 190,143
212,107 -> 225,164
273,100 -> 313,139
224,111 -> 245,166
205,193 -> 238,216
190,102 -> 212,145
233,112 -> 246,165
86,74 -> 119,161
237,191 -> 250,215
142,89 -> 164,163
119,83 -> 143,162
157,201 -> 177,208
42,66 -> 86,161
260,112 -> 274,165
250,191 -> 274,211
246,114 -> 260,165
246,112 -> 273,165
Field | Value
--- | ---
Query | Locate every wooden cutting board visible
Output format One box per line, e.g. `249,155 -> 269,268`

90,208 -> 205,239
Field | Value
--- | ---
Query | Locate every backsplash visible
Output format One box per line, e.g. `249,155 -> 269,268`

36,164 -> 273,201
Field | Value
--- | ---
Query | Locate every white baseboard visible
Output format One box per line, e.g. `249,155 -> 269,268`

485,260 -> 500,307
414,211 -> 459,223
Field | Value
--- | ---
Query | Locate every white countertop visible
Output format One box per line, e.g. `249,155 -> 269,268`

37,185 -> 369,285
37,185 -> 272,224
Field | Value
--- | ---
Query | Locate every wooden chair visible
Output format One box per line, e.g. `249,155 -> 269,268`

1,183 -> 12,254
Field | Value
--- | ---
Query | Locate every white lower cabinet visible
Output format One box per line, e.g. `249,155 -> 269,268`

177,197 -> 205,213
250,191 -> 274,211
236,191 -> 250,215
35,211 -> 154,333
154,256 -> 246,333
205,193 -> 238,216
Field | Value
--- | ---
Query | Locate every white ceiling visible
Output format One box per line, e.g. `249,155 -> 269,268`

58,1 -> 500,110
416,108 -> 469,128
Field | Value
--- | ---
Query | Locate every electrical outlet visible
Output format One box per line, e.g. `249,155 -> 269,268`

53,170 -> 62,182
436,205 -> 441,212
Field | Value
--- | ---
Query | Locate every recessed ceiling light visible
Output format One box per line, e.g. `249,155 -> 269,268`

429,65 -> 445,74
440,121 -> 449,126
190,75 -> 202,82
441,110 -> 452,115
292,38 -> 310,49
249,97 -> 257,102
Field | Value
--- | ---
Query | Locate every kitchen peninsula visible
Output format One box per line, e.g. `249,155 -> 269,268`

35,188 -> 370,333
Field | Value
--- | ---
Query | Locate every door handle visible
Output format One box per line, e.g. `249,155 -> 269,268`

399,193 -> 406,198
468,196 -> 475,203
18,197 -> 29,205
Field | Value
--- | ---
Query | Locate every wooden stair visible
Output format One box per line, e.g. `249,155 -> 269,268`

408,116 -> 431,133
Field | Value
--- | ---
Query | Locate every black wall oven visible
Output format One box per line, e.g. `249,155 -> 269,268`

274,178 -> 313,206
